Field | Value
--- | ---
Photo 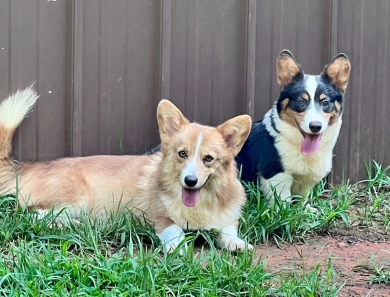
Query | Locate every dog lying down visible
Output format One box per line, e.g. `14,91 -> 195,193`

0,87 -> 253,252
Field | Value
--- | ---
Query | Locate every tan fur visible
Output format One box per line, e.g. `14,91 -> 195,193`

325,56 -> 351,91
302,93 -> 309,101
0,92 -> 252,252
0,126 -> 13,158
277,53 -> 301,86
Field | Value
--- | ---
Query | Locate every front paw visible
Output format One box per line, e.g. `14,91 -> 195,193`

304,203 -> 318,213
157,224 -> 186,255
163,242 -> 188,255
53,215 -> 81,228
225,238 -> 253,252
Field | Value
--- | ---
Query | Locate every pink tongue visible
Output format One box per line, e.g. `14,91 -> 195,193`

301,134 -> 322,156
182,188 -> 199,207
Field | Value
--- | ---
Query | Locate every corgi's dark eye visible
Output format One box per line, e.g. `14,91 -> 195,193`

294,98 -> 307,112
298,99 -> 306,107
321,99 -> 334,113
322,100 -> 330,107
203,155 -> 214,163
178,151 -> 187,159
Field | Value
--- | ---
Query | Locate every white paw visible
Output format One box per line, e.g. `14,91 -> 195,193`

304,203 -> 318,213
225,238 -> 253,252
164,243 -> 177,254
157,224 -> 186,254
53,217 -> 80,228
163,242 -> 187,255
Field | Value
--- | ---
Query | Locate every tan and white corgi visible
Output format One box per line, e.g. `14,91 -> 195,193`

0,88 -> 253,251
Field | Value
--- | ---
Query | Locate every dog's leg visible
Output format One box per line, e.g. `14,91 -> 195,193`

293,183 -> 317,212
294,183 -> 318,212
261,172 -> 294,206
157,224 -> 186,253
219,223 -> 253,251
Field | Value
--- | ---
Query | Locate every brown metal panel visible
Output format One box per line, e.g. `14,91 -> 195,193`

98,0 -> 128,154
9,0 -> 39,161
6,0 -> 68,162
331,0 -> 390,183
81,0 -> 161,156
78,0 -> 99,156
253,0 -> 329,119
0,1 -> 10,97
167,0 -> 248,126
36,0 -> 69,160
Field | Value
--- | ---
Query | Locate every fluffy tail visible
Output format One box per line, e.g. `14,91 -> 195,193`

0,86 -> 39,158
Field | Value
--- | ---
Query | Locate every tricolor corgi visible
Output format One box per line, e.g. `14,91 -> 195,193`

0,88 -> 253,252
236,50 -> 351,207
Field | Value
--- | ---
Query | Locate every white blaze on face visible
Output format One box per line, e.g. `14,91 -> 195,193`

180,133 -> 203,187
302,75 -> 327,134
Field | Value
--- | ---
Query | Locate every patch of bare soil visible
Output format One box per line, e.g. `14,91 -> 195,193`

256,231 -> 390,296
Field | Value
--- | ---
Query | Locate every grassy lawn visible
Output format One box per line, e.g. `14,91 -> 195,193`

0,161 -> 389,296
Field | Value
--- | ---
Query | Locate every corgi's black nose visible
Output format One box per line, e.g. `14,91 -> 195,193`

309,121 -> 322,133
184,176 -> 198,187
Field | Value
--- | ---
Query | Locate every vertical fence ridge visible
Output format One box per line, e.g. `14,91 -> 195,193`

330,0 -> 339,58
160,0 -> 171,100
328,0 -> 338,184
71,0 -> 83,156
245,0 -> 256,118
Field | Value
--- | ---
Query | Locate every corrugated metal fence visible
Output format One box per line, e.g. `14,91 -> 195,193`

1,0 -> 389,183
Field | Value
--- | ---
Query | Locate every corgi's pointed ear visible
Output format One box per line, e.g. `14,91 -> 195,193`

157,100 -> 189,141
322,53 -> 351,91
217,115 -> 252,156
277,49 -> 303,86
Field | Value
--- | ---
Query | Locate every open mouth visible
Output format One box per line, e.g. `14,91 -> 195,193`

296,122 -> 322,156
181,176 -> 210,207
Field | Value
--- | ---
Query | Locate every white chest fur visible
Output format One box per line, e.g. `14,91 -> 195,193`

264,108 -> 342,195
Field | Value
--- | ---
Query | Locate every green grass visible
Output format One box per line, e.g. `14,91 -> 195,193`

0,196 -> 343,296
0,160 -> 389,295
238,159 -> 390,246
353,161 -> 390,232
354,249 -> 390,286
368,250 -> 390,285
240,179 -> 353,245
275,256 -> 344,297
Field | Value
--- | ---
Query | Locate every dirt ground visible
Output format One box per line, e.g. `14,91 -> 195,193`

257,229 -> 390,296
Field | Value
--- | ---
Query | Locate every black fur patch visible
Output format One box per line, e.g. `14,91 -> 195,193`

235,121 -> 283,183
270,109 -> 281,134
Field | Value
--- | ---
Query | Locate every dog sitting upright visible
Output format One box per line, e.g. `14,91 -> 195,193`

0,88 -> 252,252
236,50 -> 351,206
